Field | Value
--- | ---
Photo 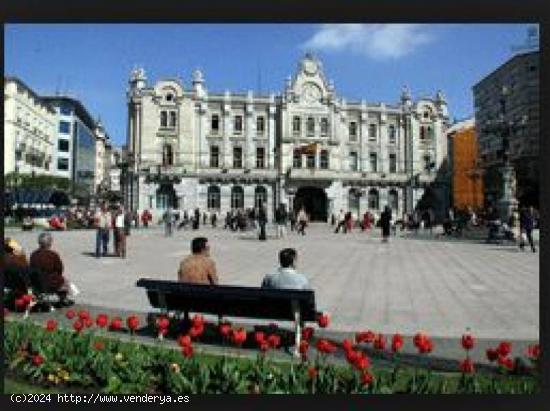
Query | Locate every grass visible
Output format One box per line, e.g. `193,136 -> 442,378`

4,377 -> 63,394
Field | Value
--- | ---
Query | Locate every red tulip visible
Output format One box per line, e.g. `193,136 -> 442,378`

191,314 -> 204,328
22,294 -> 34,305
182,344 -> 194,358
78,310 -> 90,321
66,309 -> 76,320
353,352 -> 370,370
45,319 -> 57,332
126,315 -> 140,331
299,340 -> 309,355
267,334 -> 281,349
373,334 -> 386,350
486,348 -> 499,362
346,349 -> 359,365
177,335 -> 192,347
301,326 -> 314,341
307,367 -> 318,379
93,341 -> 105,350
110,317 -> 123,331
414,332 -> 433,354
342,339 -> 353,352
360,371 -> 374,386
15,298 -> 26,311
31,354 -> 44,367
156,316 -> 170,330
316,339 -> 337,354
73,319 -> 83,333
260,341 -> 269,352
356,330 -> 376,344
232,328 -> 247,345
527,344 -> 540,361
391,333 -> 404,353
461,333 -> 475,351
498,355 -> 514,370
254,331 -> 266,345
460,358 -> 475,374
189,323 -> 204,338
317,313 -> 330,328
219,323 -> 232,338
84,318 -> 94,328
496,341 -> 512,357
96,314 -> 109,328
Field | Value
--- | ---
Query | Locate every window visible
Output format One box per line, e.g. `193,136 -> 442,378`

210,145 -> 219,168
166,93 -> 174,102
349,151 -> 358,171
389,125 -> 396,144
57,158 -> 69,171
59,120 -> 71,134
369,124 -> 377,140
368,189 -> 379,210
231,186 -> 244,209
256,116 -> 265,134
234,115 -> 243,134
60,104 -> 72,115
423,111 -> 430,119
233,146 -> 243,168
169,111 -> 177,128
389,190 -> 399,211
293,148 -> 302,168
370,153 -> 378,173
420,126 -> 426,140
424,154 -> 432,172
349,122 -> 357,141
389,153 -> 397,173
211,114 -> 220,133
207,185 -> 221,210
320,118 -> 329,136
320,149 -> 329,169
348,190 -> 360,214
162,145 -> 174,166
292,116 -> 301,134
307,117 -> 315,136
255,186 -> 267,209
306,153 -> 315,169
256,147 -> 265,169
160,111 -> 168,128
58,139 -> 69,152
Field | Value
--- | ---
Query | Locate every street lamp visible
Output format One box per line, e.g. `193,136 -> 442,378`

480,85 -> 527,221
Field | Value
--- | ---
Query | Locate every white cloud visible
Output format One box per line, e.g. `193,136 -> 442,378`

302,24 -> 433,60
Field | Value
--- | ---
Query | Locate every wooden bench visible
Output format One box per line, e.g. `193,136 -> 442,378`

136,278 -> 319,355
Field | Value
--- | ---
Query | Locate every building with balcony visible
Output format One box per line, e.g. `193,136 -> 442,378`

127,54 -> 450,221
473,50 -> 539,207
4,76 -> 56,176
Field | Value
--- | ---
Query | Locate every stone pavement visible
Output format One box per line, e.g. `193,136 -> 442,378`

7,223 -> 539,341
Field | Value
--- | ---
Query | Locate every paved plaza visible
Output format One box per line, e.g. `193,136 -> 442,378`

8,224 -> 539,341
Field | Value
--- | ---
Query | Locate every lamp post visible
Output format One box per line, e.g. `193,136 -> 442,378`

481,85 -> 526,222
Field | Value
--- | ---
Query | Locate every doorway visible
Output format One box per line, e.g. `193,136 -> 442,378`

294,186 -> 328,221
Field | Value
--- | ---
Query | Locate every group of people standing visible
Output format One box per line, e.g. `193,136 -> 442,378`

94,202 -> 132,258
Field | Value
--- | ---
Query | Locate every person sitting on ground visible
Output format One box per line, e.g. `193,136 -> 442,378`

29,232 -> 74,305
261,248 -> 310,290
177,237 -> 219,285
4,238 -> 30,297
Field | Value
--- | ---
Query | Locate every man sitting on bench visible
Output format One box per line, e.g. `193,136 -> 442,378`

4,238 -> 30,297
261,248 -> 310,290
177,237 -> 219,285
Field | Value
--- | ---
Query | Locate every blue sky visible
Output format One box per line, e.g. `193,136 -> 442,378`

5,24 -> 537,146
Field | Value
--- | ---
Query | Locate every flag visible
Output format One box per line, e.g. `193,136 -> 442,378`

301,143 -> 318,155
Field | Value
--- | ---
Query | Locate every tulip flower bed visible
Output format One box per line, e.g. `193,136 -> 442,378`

4,312 -> 540,394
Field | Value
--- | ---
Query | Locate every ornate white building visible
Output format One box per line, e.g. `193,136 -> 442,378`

126,54 -> 450,221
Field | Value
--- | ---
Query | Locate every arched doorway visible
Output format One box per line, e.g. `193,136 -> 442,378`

156,183 -> 177,209
294,186 -> 327,221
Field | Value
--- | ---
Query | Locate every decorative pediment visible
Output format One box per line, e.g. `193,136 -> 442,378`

289,53 -> 332,105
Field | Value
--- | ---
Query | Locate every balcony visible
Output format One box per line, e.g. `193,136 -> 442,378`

288,168 -> 339,180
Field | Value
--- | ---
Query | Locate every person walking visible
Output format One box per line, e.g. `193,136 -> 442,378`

164,207 -> 174,237
334,209 -> 345,233
344,211 -> 353,234
362,211 -> 371,232
289,208 -> 296,232
115,206 -> 127,258
193,208 -> 200,230
94,203 -> 111,258
297,208 -> 308,236
275,203 -> 288,239
211,211 -> 217,228
258,203 -> 267,241
519,206 -> 536,252
380,206 -> 392,243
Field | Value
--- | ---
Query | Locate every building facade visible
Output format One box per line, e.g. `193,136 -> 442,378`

447,118 -> 484,211
4,77 -> 56,176
42,96 -> 100,202
126,54 -> 450,221
473,50 -> 539,208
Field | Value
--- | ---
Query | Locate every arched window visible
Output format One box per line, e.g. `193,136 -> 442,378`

307,117 -> 315,136
255,186 -> 267,209
231,186 -> 244,210
207,185 -> 220,210
368,189 -> 379,210
389,189 -> 399,211
162,144 -> 173,166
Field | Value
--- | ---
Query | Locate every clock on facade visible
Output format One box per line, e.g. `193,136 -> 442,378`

303,59 -> 318,76
302,83 -> 322,104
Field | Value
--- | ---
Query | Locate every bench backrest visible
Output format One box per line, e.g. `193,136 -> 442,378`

136,278 -> 317,322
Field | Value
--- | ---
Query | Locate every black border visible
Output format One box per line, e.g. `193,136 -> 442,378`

1,0 -> 548,410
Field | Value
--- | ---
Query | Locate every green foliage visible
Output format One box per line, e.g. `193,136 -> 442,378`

3,319 -> 540,394
6,173 -> 72,191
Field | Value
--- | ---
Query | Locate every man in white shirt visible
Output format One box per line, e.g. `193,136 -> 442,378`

95,203 -> 111,258
261,248 -> 310,290
114,206 -> 126,258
